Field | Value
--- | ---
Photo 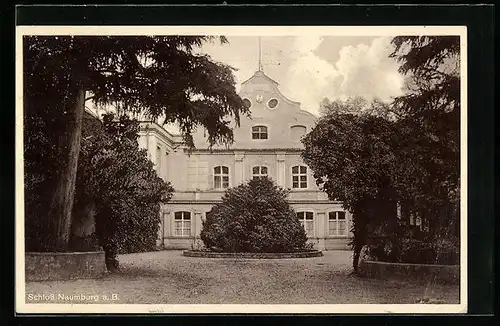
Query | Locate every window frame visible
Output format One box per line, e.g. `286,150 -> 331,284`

267,98 -> 279,110
291,165 -> 308,189
252,165 -> 269,180
252,125 -> 268,140
213,165 -> 230,190
297,211 -> 315,237
173,211 -> 192,237
328,211 -> 348,237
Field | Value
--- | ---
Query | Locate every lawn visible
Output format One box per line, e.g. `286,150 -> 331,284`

25,250 -> 460,304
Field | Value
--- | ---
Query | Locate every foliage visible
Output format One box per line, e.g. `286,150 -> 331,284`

75,113 -> 174,266
319,96 -> 396,120
24,35 -> 247,251
302,36 -> 460,271
302,103 -> 400,270
24,36 -> 248,148
200,177 -> 308,253
365,228 -> 459,265
24,109 -> 63,251
390,36 -> 460,235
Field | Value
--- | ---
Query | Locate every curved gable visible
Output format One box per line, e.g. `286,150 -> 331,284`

193,70 -> 317,150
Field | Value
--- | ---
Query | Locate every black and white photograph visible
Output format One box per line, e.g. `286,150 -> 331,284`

16,25 -> 466,314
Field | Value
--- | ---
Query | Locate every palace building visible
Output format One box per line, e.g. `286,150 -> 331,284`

137,66 -> 354,250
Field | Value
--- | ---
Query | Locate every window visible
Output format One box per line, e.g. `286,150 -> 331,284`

292,165 -> 308,189
214,166 -> 229,189
267,98 -> 279,109
328,211 -> 348,236
252,126 -> 268,140
174,211 -> 191,237
297,211 -> 314,237
243,98 -> 252,109
291,125 -> 307,141
252,166 -> 268,180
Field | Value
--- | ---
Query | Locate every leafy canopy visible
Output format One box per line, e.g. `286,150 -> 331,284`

390,36 -> 460,230
24,35 -> 247,252
24,36 -> 249,148
302,104 -> 397,215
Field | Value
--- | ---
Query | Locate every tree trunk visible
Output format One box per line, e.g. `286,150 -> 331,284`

70,199 -> 98,251
353,243 -> 363,273
48,84 -> 86,252
351,207 -> 368,274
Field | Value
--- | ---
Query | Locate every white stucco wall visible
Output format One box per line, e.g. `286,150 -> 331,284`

137,70 -> 352,250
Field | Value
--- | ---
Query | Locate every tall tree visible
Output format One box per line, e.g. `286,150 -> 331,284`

74,113 -> 174,270
302,99 -> 399,272
24,36 -> 247,251
390,36 -> 460,235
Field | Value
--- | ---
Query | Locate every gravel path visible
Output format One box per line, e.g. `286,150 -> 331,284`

25,250 -> 459,304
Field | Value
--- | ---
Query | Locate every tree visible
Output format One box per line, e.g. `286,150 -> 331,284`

24,36 -> 248,251
200,177 -> 308,253
390,36 -> 460,237
74,113 -> 174,270
301,100 -> 399,272
320,96 -> 397,121
302,37 -> 460,271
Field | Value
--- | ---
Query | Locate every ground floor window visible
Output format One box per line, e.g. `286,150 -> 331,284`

174,211 -> 191,237
297,211 -> 314,237
328,211 -> 347,236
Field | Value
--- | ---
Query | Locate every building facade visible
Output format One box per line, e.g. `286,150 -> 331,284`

138,69 -> 353,250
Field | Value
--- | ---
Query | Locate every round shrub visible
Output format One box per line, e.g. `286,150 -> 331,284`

200,177 -> 308,253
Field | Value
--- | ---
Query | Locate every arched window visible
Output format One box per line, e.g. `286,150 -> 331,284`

291,125 -> 307,141
328,211 -> 347,236
297,211 -> 314,237
292,165 -> 308,189
252,166 -> 268,180
174,211 -> 191,237
252,125 -> 268,140
214,166 -> 229,189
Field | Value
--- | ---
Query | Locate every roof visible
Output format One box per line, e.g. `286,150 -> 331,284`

240,70 -> 279,86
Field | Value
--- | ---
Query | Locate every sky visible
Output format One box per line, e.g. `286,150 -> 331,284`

198,36 -> 406,116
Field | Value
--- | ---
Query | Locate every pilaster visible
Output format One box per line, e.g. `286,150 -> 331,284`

234,151 -> 245,185
276,152 -> 286,187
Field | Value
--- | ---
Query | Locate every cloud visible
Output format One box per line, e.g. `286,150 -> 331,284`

282,36 -> 404,115
335,37 -> 404,102
192,36 -> 405,117
282,37 -> 340,114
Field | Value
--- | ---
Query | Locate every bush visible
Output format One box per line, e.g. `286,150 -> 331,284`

200,177 -> 308,253
365,233 -> 459,265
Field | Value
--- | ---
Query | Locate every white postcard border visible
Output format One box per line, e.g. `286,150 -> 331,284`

15,25 -> 468,314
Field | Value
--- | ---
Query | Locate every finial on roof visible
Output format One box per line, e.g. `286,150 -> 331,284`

258,36 -> 263,72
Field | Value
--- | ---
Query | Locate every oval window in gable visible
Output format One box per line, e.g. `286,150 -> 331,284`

267,98 -> 279,109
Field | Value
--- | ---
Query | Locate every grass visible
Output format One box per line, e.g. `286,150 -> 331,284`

25,250 -> 460,304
